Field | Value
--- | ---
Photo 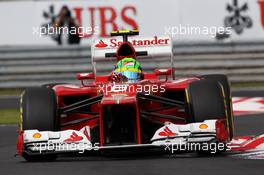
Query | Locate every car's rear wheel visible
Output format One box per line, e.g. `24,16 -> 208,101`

200,74 -> 234,139
21,87 -> 60,161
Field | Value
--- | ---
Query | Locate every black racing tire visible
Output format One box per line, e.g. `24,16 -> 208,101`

22,87 -> 59,131
200,74 -> 234,140
21,87 -> 60,161
186,79 -> 226,122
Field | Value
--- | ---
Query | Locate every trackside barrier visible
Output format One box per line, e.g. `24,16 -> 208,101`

1,42 -> 264,88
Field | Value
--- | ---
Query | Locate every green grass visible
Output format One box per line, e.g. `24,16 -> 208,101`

231,82 -> 264,88
0,108 -> 20,125
0,88 -> 23,96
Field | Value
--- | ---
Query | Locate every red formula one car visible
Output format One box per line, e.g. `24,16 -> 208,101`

17,30 -> 234,161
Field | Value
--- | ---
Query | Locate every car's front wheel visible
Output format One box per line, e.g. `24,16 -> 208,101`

200,74 -> 234,140
21,87 -> 60,161
185,79 -> 232,142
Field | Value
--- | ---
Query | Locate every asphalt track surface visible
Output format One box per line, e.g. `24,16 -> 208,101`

0,91 -> 264,175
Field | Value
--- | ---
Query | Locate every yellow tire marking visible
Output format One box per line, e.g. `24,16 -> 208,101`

19,91 -> 25,130
185,88 -> 189,103
220,84 -> 231,141
229,94 -> 235,138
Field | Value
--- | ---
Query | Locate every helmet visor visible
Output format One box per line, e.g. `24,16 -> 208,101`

121,71 -> 141,82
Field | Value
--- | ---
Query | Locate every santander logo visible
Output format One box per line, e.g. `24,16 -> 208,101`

95,40 -> 108,48
95,36 -> 170,48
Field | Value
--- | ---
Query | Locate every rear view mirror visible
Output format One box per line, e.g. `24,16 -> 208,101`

77,72 -> 95,80
154,68 -> 174,81
154,68 -> 173,76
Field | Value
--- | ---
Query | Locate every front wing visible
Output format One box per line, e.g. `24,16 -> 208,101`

19,119 -> 264,156
18,120 -> 232,155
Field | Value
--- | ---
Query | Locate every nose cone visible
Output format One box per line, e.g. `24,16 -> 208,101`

99,83 -> 139,105
102,93 -> 137,105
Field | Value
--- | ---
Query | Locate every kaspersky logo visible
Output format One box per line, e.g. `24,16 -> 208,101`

95,36 -> 170,48
64,132 -> 83,142
158,127 -> 177,137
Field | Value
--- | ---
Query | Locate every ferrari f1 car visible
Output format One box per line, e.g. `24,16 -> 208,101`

17,30 -> 235,161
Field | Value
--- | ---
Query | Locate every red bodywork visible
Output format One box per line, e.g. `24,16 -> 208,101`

17,32 -> 230,152
53,75 -> 200,146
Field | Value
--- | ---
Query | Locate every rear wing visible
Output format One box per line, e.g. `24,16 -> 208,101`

91,35 -> 173,75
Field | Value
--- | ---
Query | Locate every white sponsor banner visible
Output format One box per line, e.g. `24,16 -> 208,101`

0,0 -> 264,45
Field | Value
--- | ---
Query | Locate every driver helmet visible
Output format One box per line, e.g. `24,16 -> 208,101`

114,57 -> 142,83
